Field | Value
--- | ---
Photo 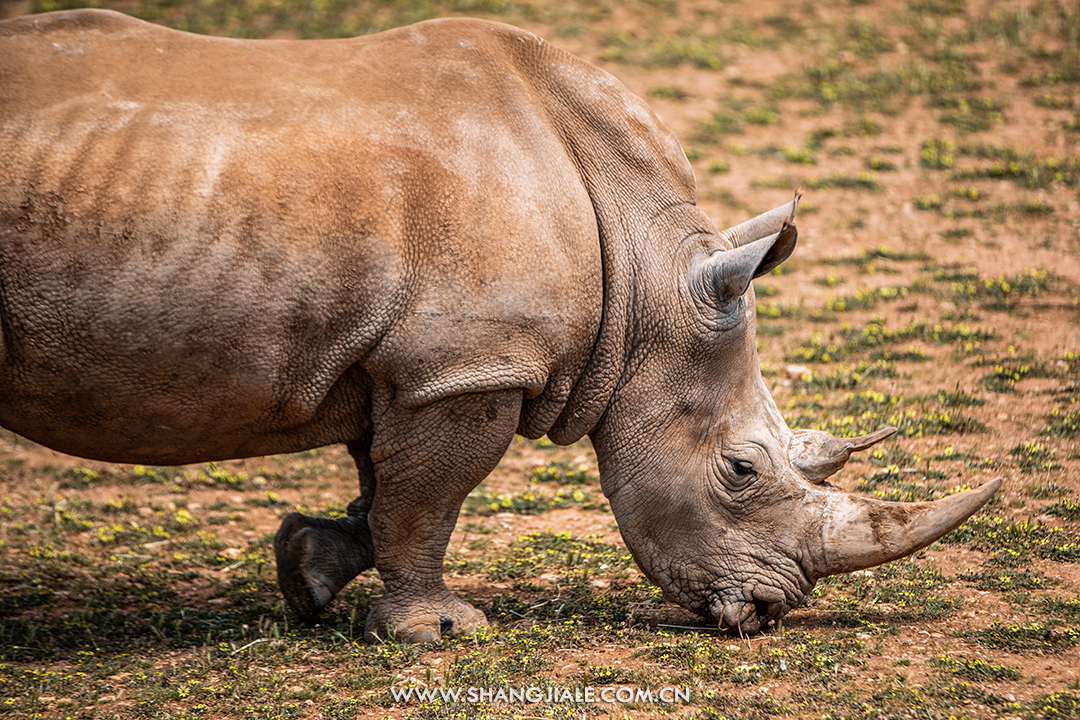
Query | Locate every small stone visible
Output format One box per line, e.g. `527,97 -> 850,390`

786,364 -> 812,379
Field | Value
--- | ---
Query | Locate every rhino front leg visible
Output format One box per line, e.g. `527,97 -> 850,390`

274,439 -> 377,620
363,389 -> 522,643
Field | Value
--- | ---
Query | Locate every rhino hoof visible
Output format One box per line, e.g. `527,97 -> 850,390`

363,596 -> 487,643
275,523 -> 333,620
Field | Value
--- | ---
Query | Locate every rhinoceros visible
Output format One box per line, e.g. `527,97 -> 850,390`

0,9 -> 999,642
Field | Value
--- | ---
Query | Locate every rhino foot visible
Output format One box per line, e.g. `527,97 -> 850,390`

363,591 -> 487,643
274,511 -> 374,621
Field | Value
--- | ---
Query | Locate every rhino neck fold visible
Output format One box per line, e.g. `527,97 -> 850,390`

545,202 -> 713,444
499,41 -> 700,443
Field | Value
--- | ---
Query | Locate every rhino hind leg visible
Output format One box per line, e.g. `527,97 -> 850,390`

274,439 -> 377,620
274,510 -> 375,620
362,389 -> 522,643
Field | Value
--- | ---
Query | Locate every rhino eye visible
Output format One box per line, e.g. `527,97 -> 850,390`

729,459 -> 756,478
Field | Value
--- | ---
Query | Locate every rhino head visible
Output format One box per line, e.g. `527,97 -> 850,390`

590,196 -> 999,634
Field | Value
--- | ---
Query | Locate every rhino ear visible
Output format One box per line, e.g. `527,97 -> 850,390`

696,219 -> 798,304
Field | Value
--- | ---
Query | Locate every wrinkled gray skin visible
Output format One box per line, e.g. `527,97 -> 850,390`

0,10 -> 1000,642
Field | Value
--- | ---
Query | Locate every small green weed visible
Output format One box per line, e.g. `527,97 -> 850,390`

959,568 -> 1059,592
929,655 -> 1022,681
648,85 -> 688,100
464,486 -> 602,516
932,95 -> 1008,132
866,155 -> 898,171
798,361 -> 897,391
1026,481 -> 1070,499
921,138 -> 957,169
1010,441 -> 1059,473
961,622 -> 1080,654
1045,407 -> 1080,438
528,461 -> 594,486
944,516 -> 1080,563
1045,498 -> 1080,521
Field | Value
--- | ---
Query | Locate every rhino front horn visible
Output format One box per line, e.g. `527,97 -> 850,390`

811,478 -> 1002,579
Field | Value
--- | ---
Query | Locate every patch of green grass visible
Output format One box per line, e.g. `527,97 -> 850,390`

941,227 -> 973,239
866,445 -> 920,468
959,568 -> 1060,592
823,245 -> 930,269
528,461 -> 594,486
820,285 -> 912,314
943,516 -> 1080,563
915,193 -> 944,210
845,19 -> 894,57
801,56 -> 979,112
804,172 -> 883,192
648,85 -> 688,100
932,95 -> 1008,132
818,561 -> 963,623
793,317 -> 988,366
869,346 -> 931,363
961,622 -> 1080,654
781,146 -> 815,164
797,361 -> 897,392
856,467 -> 947,502
908,0 -> 965,16
745,107 -> 781,125
1021,198 -> 1055,214
951,145 -> 1080,188
1045,497 -> 1080,521
929,655 -> 1022,681
807,126 -> 840,149
698,110 -> 744,137
1038,597 -> 1080,620
950,268 -> 1053,309
1028,692 -> 1080,720
815,271 -> 843,287
1026,481 -> 1071,499
1010,441 -> 1059,473
603,31 -> 728,70
1045,407 -> 1080,438
921,138 -> 957,168
935,386 -> 985,407
481,531 -> 634,583
866,155 -> 898,171
983,362 -> 1043,392
1036,93 -> 1074,108
463,486 -> 604,516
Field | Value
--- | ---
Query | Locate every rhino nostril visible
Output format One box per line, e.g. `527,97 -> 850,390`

753,598 -> 770,625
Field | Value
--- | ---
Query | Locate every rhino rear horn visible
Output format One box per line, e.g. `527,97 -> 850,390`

791,426 -> 896,484
698,219 -> 798,303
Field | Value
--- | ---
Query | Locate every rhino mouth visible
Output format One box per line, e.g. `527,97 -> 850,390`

706,555 -> 812,634
709,592 -> 793,635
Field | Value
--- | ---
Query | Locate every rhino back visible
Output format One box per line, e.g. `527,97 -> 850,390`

0,11 -> 602,463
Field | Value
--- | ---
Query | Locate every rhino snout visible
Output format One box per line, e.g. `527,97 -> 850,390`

710,594 -> 789,635
708,576 -> 803,635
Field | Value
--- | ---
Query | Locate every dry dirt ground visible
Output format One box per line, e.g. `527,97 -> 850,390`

2,1 -> 1080,719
